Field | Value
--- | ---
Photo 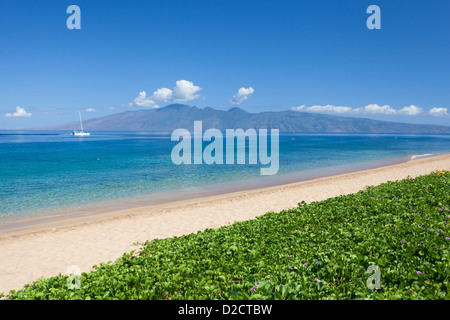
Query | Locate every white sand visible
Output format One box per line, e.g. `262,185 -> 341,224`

0,154 -> 449,294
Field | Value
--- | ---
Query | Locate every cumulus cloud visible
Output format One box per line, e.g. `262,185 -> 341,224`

360,104 -> 397,115
134,91 -> 159,108
292,105 -> 353,114
428,107 -> 449,117
292,104 -> 396,115
292,104 -> 430,116
171,80 -> 202,102
230,87 -> 254,105
397,105 -> 423,116
5,106 -> 32,118
151,87 -> 173,102
86,108 -> 96,112
133,80 -> 202,108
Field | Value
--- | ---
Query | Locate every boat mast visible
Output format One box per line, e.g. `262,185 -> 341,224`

78,111 -> 84,131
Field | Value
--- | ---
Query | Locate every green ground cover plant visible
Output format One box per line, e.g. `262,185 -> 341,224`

5,171 -> 450,300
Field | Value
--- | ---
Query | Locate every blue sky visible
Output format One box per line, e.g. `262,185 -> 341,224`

0,0 -> 449,128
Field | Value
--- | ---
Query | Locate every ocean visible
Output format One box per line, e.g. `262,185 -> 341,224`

0,130 -> 449,224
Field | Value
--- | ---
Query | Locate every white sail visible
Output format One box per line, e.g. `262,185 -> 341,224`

78,111 -> 84,132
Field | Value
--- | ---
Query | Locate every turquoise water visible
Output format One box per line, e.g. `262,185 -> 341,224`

0,131 -> 449,223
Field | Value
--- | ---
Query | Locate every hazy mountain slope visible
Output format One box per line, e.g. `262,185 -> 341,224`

42,104 -> 450,133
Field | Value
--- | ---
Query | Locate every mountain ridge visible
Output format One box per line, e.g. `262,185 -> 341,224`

39,104 -> 450,134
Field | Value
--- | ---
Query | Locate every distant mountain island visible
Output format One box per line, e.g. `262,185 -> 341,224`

42,104 -> 450,134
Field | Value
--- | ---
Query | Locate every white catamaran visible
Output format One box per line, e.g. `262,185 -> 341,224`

72,111 -> 90,136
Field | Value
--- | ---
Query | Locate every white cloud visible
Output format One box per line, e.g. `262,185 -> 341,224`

133,80 -> 202,107
292,104 -> 353,114
292,104 -> 426,116
152,87 -> 173,102
230,87 -> 254,105
292,104 -> 397,115
171,80 -> 202,103
397,105 -> 423,116
86,108 -> 96,112
358,104 -> 397,115
428,107 -> 449,117
5,106 -> 32,118
134,91 -> 158,107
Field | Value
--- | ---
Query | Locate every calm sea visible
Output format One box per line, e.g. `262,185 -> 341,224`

0,130 -> 449,224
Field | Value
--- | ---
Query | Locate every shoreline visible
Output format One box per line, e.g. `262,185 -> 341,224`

0,153 -> 449,294
2,151 -> 448,232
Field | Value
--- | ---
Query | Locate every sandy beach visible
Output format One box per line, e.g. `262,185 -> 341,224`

0,154 -> 449,295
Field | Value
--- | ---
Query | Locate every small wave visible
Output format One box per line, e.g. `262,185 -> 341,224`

410,153 -> 433,160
